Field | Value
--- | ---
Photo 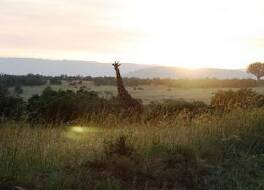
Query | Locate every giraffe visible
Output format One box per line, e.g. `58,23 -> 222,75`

112,61 -> 143,113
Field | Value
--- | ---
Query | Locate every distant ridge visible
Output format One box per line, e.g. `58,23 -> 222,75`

126,66 -> 254,79
0,57 -> 253,79
0,57 -> 149,76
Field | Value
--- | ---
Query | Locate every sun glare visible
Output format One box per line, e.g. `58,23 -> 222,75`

108,0 -> 261,69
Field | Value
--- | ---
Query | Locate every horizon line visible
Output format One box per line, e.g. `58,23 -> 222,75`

0,56 -> 247,70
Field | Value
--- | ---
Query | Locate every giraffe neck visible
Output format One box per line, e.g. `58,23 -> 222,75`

115,67 -> 128,96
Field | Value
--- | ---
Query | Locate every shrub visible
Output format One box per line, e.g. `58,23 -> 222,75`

145,99 -> 208,121
0,95 -> 25,120
103,135 -> 135,158
86,141 -> 205,190
26,87 -> 120,124
211,88 -> 264,111
0,86 -> 25,121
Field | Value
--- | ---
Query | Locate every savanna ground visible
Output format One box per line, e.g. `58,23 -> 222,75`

1,81 -> 264,190
8,80 -> 264,103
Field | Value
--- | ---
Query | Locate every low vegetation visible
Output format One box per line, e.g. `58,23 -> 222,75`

0,108 -> 263,190
211,88 -> 264,111
1,83 -> 264,124
0,75 -> 264,189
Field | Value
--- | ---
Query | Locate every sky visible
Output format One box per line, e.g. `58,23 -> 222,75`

1,0 -> 264,69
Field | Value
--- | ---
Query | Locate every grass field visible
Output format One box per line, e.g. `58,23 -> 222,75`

4,81 -> 264,189
0,109 -> 264,189
9,80 -> 264,104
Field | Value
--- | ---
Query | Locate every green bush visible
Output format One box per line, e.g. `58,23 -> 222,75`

27,87 -> 120,124
0,93 -> 25,121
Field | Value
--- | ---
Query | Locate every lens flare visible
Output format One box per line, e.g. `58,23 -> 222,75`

65,126 -> 101,140
71,126 -> 84,133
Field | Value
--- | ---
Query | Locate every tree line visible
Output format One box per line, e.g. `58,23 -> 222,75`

1,74 -> 264,89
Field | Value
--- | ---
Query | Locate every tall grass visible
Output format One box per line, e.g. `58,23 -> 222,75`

0,109 -> 264,189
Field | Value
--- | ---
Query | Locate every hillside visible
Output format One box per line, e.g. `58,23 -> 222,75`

126,66 -> 254,79
0,57 -> 149,76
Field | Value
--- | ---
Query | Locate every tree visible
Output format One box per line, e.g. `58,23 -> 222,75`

247,62 -> 264,80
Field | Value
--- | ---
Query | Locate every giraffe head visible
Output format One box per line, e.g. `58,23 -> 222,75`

112,61 -> 121,71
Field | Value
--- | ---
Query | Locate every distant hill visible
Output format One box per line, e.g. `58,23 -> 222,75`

126,66 -> 254,79
0,57 -> 254,79
0,57 -> 149,76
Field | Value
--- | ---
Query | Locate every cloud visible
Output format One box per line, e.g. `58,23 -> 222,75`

0,0 -> 141,54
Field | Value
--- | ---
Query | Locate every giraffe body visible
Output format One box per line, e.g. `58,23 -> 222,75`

112,62 -> 143,113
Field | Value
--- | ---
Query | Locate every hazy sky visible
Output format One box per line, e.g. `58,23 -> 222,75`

1,0 -> 264,68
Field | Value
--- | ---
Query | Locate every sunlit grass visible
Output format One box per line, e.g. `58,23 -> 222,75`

0,109 -> 263,189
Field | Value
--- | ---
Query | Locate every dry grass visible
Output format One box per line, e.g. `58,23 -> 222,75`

0,109 -> 264,189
